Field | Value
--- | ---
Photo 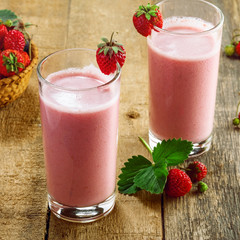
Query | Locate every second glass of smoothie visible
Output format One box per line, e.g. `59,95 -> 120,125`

37,49 -> 121,223
148,0 -> 224,156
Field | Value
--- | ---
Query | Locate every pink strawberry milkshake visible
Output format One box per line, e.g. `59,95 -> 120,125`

148,17 -> 222,145
39,66 -> 120,207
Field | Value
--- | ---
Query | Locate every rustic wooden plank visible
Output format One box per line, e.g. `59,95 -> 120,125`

163,0 -> 240,239
0,0 -> 70,239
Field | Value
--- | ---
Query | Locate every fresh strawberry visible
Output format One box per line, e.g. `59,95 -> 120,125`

4,29 -> 25,52
0,24 -> 8,50
133,14 -> 153,37
21,51 -> 30,67
96,32 -> 126,75
235,42 -> 240,56
185,161 -> 207,182
165,169 -> 192,197
133,3 -> 163,37
0,49 -> 25,77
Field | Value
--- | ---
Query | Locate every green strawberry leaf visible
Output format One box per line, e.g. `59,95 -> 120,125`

98,48 -> 105,54
118,48 -> 124,53
118,155 -> 152,194
97,43 -> 106,48
136,11 -> 144,17
149,10 -> 157,16
146,3 -> 151,9
134,161 -> 168,194
101,37 -> 109,43
145,13 -> 151,20
16,62 -> 25,69
0,9 -> 18,25
152,139 -> 193,166
24,22 -> 32,28
150,5 -> 159,11
104,46 -> 110,56
112,46 -> 119,54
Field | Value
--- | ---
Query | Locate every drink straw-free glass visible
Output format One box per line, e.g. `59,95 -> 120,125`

148,0 -> 224,156
37,49 -> 121,223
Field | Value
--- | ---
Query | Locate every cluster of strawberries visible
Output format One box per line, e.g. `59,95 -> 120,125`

0,19 -> 30,79
165,161 -> 208,197
224,29 -> 240,57
224,30 -> 240,128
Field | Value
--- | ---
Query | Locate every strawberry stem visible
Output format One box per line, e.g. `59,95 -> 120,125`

138,137 -> 153,154
109,32 -> 115,46
232,34 -> 240,44
236,100 -> 240,116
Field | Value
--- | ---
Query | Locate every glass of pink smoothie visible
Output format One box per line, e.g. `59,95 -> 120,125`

148,0 -> 224,156
37,49 -> 121,223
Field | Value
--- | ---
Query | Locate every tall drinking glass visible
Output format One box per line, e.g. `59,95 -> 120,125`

37,49 -> 121,223
148,0 -> 224,156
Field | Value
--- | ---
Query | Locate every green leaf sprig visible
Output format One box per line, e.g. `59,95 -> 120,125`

136,3 -> 159,20
118,137 -> 193,195
0,9 -> 18,26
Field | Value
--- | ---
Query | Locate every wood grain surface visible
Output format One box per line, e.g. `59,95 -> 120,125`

0,0 -> 239,240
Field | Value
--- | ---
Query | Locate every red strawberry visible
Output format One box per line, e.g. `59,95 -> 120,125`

133,14 -> 153,37
165,169 -> 192,197
235,42 -> 240,56
96,32 -> 126,75
4,29 -> 25,52
0,49 -> 25,77
21,51 -> 30,67
0,24 -> 8,50
185,161 -> 207,182
133,3 -> 163,37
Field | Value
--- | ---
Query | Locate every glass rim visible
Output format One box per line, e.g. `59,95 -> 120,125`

151,0 -> 224,36
37,48 -> 121,92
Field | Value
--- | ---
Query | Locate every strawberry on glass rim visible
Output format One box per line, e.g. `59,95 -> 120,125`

96,32 -> 126,75
133,3 -> 163,37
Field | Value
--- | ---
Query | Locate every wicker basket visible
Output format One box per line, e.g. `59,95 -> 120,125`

0,42 -> 38,108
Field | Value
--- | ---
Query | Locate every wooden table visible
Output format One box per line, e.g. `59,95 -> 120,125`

1,0 -> 239,239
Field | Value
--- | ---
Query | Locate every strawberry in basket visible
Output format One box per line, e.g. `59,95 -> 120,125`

0,10 -> 33,79
0,9 -> 38,107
